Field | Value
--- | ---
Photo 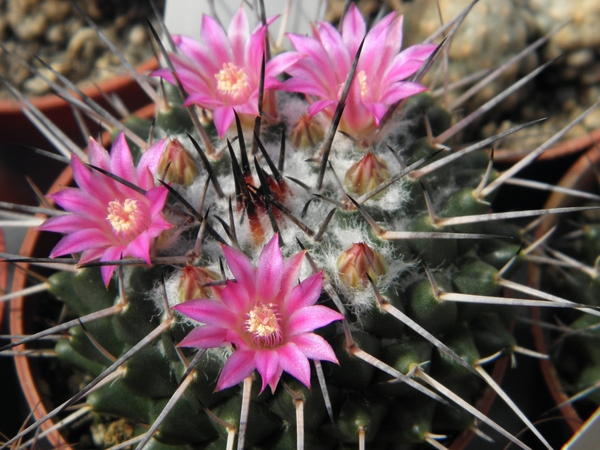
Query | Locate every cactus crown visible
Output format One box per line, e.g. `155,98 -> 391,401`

2,2 -> 600,450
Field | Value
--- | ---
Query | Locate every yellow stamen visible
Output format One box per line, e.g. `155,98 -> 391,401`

215,62 -> 251,103
107,199 -> 139,232
106,198 -> 150,242
357,70 -> 369,98
245,302 -> 283,348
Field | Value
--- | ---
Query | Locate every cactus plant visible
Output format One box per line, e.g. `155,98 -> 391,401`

2,1 -> 600,449
528,146 -> 600,433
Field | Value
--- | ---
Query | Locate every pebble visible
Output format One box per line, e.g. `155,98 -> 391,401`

0,0 -> 164,100
46,23 -> 67,45
40,0 -> 71,23
67,27 -> 102,59
583,109 -> 600,130
566,49 -> 595,69
581,64 -> 600,86
0,14 -> 7,41
397,0 -> 533,108
12,13 -> 46,41
128,25 -> 147,47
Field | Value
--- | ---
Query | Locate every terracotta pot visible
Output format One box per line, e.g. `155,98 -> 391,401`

448,355 -> 509,450
0,58 -> 158,149
529,145 -> 600,435
7,101 -> 156,447
10,167 -> 74,448
6,101 -> 509,449
0,228 -> 6,331
494,128 -> 600,165
0,58 -> 157,207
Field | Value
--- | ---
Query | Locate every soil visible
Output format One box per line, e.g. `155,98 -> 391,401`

0,0 -> 165,99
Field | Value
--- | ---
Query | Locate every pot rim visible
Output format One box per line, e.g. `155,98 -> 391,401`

529,145 -> 600,434
0,58 -> 157,115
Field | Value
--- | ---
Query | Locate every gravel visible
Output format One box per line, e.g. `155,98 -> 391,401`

0,0 -> 164,99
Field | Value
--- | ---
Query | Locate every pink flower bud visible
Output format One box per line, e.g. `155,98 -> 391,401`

178,265 -> 221,302
158,139 -> 199,186
345,152 -> 390,196
289,114 -> 325,149
336,242 -> 387,288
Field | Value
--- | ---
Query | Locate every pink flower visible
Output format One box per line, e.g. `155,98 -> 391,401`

284,4 -> 437,138
153,7 -> 301,138
173,234 -> 344,393
39,134 -> 173,285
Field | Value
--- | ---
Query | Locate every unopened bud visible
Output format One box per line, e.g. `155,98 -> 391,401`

179,265 -> 221,302
158,139 -> 199,186
290,114 -> 325,148
336,243 -> 387,289
345,152 -> 390,196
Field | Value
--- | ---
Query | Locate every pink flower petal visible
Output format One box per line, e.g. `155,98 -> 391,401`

173,35 -> 221,74
363,102 -> 389,126
268,367 -> 284,393
255,234 -> 283,303
380,82 -> 428,104
283,77 -> 330,98
219,280 -> 251,313
216,349 -> 255,391
308,99 -> 337,118
283,272 -> 322,316
360,12 -> 397,76
213,107 -> 236,138
287,33 -> 338,89
172,299 -> 237,328
287,305 -> 345,336
109,133 -> 138,184
71,156 -> 109,203
137,138 -> 169,190
221,244 -> 256,290
254,349 -> 280,393
228,6 -> 249,64
99,246 -> 123,286
87,137 -> 111,171
145,186 -> 170,217
78,247 -> 105,265
341,4 -> 366,58
39,214 -> 99,234
200,14 -> 233,67
178,325 -> 228,348
366,14 -> 403,74
50,188 -> 105,219
291,333 -> 339,364
245,24 -> 269,77
126,231 -> 151,264
315,22 -> 350,80
185,92 -> 226,110
277,342 -> 311,388
265,53 -> 305,79
280,250 -> 306,297
50,229 -> 113,257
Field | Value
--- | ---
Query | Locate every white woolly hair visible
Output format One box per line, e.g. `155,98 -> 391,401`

146,94 -> 438,318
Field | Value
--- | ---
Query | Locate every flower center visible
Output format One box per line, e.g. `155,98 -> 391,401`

357,71 -> 369,99
337,70 -> 369,100
215,62 -> 252,104
106,198 -> 150,241
244,302 -> 283,348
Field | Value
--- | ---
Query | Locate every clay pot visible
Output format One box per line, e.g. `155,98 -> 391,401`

0,58 -> 157,207
6,101 -> 509,449
529,146 -> 600,435
0,58 -> 157,149
494,128 -> 600,164
10,167 -> 74,448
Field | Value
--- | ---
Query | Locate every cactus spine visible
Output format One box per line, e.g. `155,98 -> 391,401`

2,2 -> 600,450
